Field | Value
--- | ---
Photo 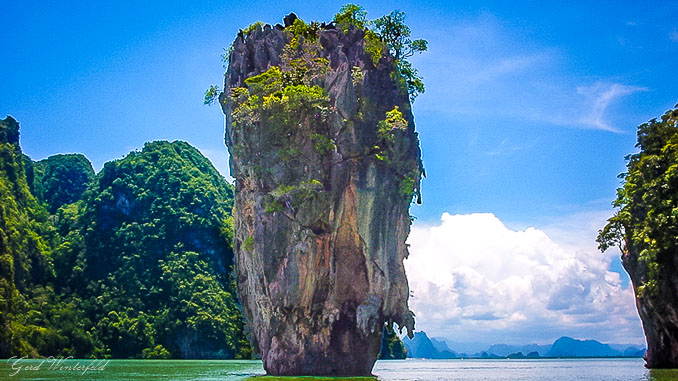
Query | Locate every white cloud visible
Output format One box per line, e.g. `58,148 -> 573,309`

577,83 -> 648,132
405,212 -> 644,345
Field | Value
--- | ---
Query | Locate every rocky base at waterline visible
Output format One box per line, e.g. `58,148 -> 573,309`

220,12 -> 423,376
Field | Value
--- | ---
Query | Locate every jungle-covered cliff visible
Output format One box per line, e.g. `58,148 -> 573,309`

598,105 -> 678,368
0,116 -> 249,359
0,116 -> 54,358
218,5 -> 424,375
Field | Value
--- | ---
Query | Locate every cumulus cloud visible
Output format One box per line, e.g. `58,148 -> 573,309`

405,212 -> 643,345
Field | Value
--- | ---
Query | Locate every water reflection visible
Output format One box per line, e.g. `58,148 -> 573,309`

646,368 -> 678,381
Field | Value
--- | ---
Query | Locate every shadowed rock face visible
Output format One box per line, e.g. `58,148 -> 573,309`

220,14 -> 422,376
623,245 -> 678,368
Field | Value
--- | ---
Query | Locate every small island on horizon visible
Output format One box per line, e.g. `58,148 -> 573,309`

402,331 -> 646,360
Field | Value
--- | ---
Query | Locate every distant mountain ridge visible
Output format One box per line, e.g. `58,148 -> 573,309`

547,336 -> 617,357
403,331 -> 646,359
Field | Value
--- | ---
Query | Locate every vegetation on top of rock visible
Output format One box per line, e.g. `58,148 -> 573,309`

372,10 -> 427,101
598,105 -> 678,297
333,4 -> 368,31
206,4 -> 427,105
333,4 -> 428,101
242,21 -> 265,36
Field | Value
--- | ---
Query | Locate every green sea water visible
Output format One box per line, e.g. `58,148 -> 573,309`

1,358 -> 676,380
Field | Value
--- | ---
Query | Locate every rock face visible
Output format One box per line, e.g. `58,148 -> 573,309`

623,246 -> 678,367
220,14 -> 422,376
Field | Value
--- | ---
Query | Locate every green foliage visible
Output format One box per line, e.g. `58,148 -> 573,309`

244,66 -> 284,88
158,250 -> 251,359
399,173 -> 417,198
75,140 -> 249,358
311,133 -> 336,154
334,4 -> 368,31
278,147 -> 301,162
204,85 -> 221,106
242,21 -> 265,36
0,118 -> 251,360
334,6 -> 427,99
598,105 -> 678,297
0,116 -> 56,358
396,60 -> 425,102
286,18 -> 320,43
377,106 -> 409,142
372,10 -> 427,61
373,106 -> 424,203
264,200 -> 284,214
9,287 -> 96,358
230,87 -> 249,99
351,66 -> 365,86
142,344 -> 171,359
243,236 -> 255,251
232,60 -> 331,151
267,179 -> 324,213
379,324 -> 407,359
364,30 -> 386,66
32,154 -> 95,214
372,10 -> 427,101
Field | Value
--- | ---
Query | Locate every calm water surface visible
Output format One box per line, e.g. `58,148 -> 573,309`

1,358 -> 677,380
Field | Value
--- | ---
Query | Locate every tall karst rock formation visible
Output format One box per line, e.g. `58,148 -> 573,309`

599,105 -> 678,368
219,13 -> 423,376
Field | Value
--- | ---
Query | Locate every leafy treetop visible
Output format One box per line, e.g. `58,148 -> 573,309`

372,10 -> 428,61
333,4 -> 368,31
334,4 -> 428,101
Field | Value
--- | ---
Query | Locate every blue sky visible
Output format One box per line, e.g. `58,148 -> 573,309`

2,0 -> 676,345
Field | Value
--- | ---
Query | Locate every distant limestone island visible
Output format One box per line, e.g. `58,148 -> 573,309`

403,331 -> 646,359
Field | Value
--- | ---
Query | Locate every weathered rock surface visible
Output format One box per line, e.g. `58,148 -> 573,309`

220,14 -> 422,376
623,243 -> 678,368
